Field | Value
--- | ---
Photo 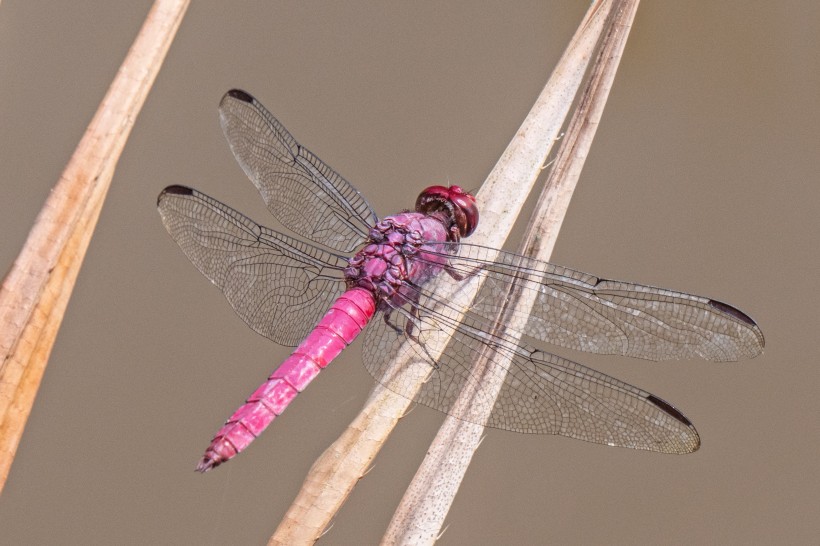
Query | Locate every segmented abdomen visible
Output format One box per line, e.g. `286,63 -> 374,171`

196,287 -> 376,471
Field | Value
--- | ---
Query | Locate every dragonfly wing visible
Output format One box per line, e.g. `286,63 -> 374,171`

420,243 -> 764,362
218,89 -> 377,253
158,185 -> 349,346
362,288 -> 700,453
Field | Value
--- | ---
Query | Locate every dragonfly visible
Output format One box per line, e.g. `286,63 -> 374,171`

157,89 -> 765,472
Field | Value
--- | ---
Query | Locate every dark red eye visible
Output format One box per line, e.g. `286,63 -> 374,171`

416,185 -> 479,239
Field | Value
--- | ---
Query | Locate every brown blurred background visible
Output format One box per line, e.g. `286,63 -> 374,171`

1,2 -> 817,544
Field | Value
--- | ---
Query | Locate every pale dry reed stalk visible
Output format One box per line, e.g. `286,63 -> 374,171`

0,0 -> 189,495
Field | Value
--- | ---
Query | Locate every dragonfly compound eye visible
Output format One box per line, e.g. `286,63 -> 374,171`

416,185 -> 479,239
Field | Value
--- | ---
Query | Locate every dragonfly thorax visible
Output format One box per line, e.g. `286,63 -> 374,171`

344,211 -> 452,304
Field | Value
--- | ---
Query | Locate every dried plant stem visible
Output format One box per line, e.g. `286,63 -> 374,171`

383,1 -> 640,543
0,0 -> 189,494
270,2 -> 620,543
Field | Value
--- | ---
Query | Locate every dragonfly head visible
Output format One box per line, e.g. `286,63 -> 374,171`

416,185 -> 479,240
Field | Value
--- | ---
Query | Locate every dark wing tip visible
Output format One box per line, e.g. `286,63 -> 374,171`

647,394 -> 693,427
157,184 -> 193,206
708,299 -> 757,327
646,394 -> 701,453
224,89 -> 255,104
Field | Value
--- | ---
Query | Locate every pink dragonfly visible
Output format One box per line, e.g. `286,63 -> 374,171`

158,89 -> 765,472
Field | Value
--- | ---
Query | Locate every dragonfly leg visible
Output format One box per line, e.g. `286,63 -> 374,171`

443,261 -> 482,282
384,293 -> 441,373
382,308 -> 404,335
402,285 -> 426,343
382,294 -> 425,344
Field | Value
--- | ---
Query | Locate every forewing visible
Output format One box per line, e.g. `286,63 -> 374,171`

157,185 -> 349,346
362,287 -> 700,453
218,89 -> 376,252
420,243 -> 764,362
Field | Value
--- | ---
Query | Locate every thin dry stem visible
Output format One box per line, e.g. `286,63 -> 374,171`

384,2 -> 641,543
0,0 -> 189,494
270,1 -> 619,543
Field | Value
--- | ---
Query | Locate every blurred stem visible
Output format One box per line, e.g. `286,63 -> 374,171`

270,1 -> 623,543
384,1 -> 640,543
0,0 -> 189,495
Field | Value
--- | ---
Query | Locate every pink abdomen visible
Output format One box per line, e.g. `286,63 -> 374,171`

196,287 -> 376,472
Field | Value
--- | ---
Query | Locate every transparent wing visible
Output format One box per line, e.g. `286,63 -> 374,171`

218,89 -> 376,252
361,284 -> 700,453
157,185 -> 349,346
417,243 -> 764,362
